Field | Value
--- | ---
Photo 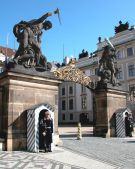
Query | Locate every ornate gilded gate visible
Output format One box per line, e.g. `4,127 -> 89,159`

53,59 -> 95,89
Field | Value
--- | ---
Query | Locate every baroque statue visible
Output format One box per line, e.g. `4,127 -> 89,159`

13,9 -> 60,71
98,38 -> 119,86
115,21 -> 129,34
79,49 -> 89,59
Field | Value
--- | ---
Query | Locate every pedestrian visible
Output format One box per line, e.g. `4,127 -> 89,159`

40,110 -> 53,152
129,114 -> 134,133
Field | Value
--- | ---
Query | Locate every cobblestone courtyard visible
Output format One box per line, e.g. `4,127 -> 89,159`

0,126 -> 135,169
61,136 -> 135,169
59,126 -> 135,169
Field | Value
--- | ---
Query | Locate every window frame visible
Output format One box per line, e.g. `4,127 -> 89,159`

70,113 -> 73,120
127,47 -> 133,57
69,86 -> 73,95
81,96 -> 87,110
62,100 -> 66,110
62,114 -> 65,121
128,64 -> 135,77
62,87 -> 65,96
69,99 -> 73,110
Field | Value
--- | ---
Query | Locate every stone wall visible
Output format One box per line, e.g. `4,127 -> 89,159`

0,69 -> 61,150
94,87 -> 127,137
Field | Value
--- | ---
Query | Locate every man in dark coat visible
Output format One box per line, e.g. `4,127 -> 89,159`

125,112 -> 133,137
40,111 -> 53,152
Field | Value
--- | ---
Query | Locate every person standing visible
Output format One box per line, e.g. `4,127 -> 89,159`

125,112 -> 133,137
40,111 -> 53,152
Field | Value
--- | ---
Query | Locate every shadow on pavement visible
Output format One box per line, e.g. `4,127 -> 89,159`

126,140 -> 135,143
59,133 -> 93,138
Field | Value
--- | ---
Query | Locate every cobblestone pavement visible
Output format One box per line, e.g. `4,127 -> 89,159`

59,126 -> 135,169
0,149 -> 81,169
0,126 -> 135,169
0,146 -> 116,169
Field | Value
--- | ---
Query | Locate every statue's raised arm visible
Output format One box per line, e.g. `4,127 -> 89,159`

27,12 -> 53,25
104,38 -> 115,51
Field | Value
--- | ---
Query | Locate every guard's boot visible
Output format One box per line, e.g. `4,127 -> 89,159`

48,144 -> 52,152
44,145 -> 47,153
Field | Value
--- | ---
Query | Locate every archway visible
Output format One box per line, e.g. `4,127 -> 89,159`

27,103 -> 54,152
79,113 -> 89,124
114,108 -> 132,137
38,109 -> 54,151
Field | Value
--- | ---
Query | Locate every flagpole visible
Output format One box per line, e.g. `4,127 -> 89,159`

63,44 -> 64,60
5,33 -> 9,68
14,37 -> 16,51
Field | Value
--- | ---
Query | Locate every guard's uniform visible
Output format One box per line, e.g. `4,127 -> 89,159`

40,118 -> 53,152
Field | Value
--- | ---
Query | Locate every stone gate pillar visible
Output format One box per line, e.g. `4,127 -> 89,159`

0,66 -> 61,151
93,86 -> 127,137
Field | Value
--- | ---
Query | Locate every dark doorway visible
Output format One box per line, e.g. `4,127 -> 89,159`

39,109 -> 48,150
80,113 -> 89,124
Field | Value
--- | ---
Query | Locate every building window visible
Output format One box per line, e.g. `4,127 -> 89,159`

62,87 -> 65,95
69,99 -> 73,110
128,64 -> 135,77
117,67 -> 123,79
82,97 -> 87,109
116,51 -> 122,59
70,113 -> 73,120
62,100 -> 66,110
127,47 -> 133,57
62,114 -> 65,120
69,86 -> 73,94
81,85 -> 86,93
129,84 -> 135,101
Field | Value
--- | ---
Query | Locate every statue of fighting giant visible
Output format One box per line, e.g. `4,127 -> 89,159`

13,9 -> 60,70
98,38 -> 119,86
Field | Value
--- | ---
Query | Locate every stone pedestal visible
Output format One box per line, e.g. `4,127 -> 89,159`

0,65 -> 61,150
93,85 -> 127,137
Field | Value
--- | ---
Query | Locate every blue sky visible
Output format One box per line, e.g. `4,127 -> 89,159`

0,0 -> 135,63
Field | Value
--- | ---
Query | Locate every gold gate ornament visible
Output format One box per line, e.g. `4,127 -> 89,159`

53,59 -> 94,89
